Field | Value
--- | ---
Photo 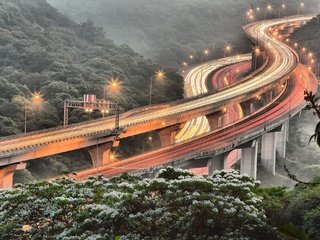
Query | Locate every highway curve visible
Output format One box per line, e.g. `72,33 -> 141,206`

0,15 -> 316,162
75,63 -> 318,179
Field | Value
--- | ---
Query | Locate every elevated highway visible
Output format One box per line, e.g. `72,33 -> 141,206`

0,14 -> 318,187
75,64 -> 318,180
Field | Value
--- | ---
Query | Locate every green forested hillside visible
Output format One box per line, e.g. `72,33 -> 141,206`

48,0 -> 319,66
0,0 -> 183,136
291,15 -> 320,61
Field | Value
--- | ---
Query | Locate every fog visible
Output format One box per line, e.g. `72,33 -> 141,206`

48,0 -> 319,66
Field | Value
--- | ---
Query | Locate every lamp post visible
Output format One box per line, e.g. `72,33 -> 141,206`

298,2 -> 304,16
149,70 -> 165,106
201,49 -> 210,81
142,136 -> 153,153
224,44 -> 232,82
264,4 -> 272,20
104,79 -> 120,100
24,92 -> 43,134
254,47 -> 261,71
279,4 -> 285,18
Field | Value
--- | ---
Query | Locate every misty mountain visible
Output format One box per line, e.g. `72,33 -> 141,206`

48,0 -> 319,66
0,0 -> 183,136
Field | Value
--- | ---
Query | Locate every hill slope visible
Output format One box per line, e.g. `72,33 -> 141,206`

48,0 -> 319,66
0,0 -> 183,136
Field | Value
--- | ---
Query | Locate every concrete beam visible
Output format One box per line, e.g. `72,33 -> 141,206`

157,124 -> 183,147
0,135 -> 116,167
261,132 -> 277,175
206,111 -> 226,131
88,142 -> 114,168
0,162 -> 26,189
240,140 -> 258,179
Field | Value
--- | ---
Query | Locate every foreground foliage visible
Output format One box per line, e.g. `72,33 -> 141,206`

0,169 -> 275,240
256,178 -> 320,240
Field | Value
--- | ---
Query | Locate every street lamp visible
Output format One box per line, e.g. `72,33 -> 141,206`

200,49 -> 210,82
142,136 -> 153,153
298,2 -> 304,16
24,92 -> 43,134
264,4 -> 272,19
104,78 -> 120,99
224,44 -> 232,57
279,4 -> 285,18
149,70 -> 165,105
254,47 -> 261,71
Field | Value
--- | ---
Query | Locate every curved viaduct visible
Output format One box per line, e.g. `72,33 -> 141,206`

0,15 -> 318,188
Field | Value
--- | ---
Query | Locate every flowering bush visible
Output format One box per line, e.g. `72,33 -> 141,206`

0,168 -> 275,239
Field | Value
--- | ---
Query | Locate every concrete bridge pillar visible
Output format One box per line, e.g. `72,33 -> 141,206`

261,132 -> 277,175
240,99 -> 257,116
0,162 -> 26,189
88,142 -> 115,168
263,90 -> 274,104
157,124 -> 184,147
207,153 -> 228,176
276,122 -> 289,159
206,111 -> 226,131
240,141 -> 258,179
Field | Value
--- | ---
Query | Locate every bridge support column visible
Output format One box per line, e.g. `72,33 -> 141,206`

240,141 -> 258,179
158,124 -> 183,147
240,99 -> 257,116
207,153 -> 228,176
263,90 -> 274,104
206,111 -> 226,131
0,163 -> 26,189
88,142 -> 115,168
261,132 -> 277,175
276,123 -> 288,159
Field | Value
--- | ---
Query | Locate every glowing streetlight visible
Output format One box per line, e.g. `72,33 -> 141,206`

264,4 -> 272,19
149,70 -> 165,105
298,2 -> 304,15
189,55 -> 194,60
256,7 -> 260,12
24,92 -> 43,134
203,49 -> 210,56
32,92 -> 42,104
109,152 -> 117,162
223,44 -> 232,57
104,78 -> 121,99
279,4 -> 286,17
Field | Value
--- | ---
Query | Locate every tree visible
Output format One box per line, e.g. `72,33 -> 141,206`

0,169 -> 276,239
0,116 -> 20,136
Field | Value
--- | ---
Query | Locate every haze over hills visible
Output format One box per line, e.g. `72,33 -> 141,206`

0,0 -> 183,182
48,0 -> 320,66
0,0 -> 183,136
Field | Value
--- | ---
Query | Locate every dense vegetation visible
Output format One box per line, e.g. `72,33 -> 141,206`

0,169 -> 276,239
0,0 -> 184,136
48,0 -> 319,66
291,14 -> 320,59
3,168 -> 320,239
0,0 -> 184,181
